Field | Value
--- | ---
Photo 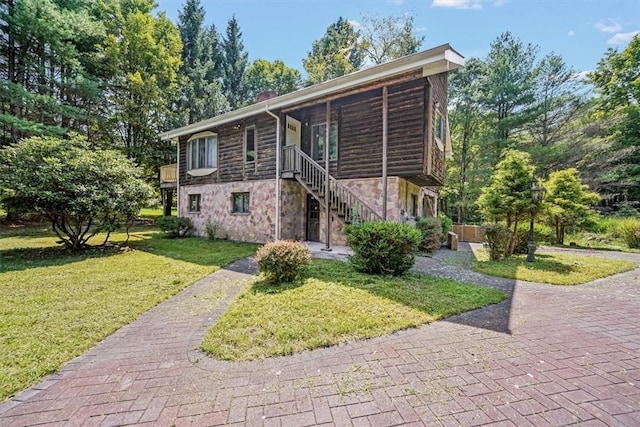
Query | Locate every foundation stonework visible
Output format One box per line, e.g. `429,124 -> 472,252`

180,180 -> 277,243
179,176 -> 428,246
280,180 -> 306,241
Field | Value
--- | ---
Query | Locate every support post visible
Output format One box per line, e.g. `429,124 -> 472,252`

382,86 -> 388,220
323,101 -> 332,251
526,208 -> 536,262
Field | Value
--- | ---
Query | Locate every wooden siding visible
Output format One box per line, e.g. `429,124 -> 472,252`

386,79 -> 426,177
178,70 -> 449,186
178,113 -> 277,186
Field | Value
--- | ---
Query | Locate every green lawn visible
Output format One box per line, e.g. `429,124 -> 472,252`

0,227 -> 258,401
201,259 -> 506,361
472,251 -> 637,285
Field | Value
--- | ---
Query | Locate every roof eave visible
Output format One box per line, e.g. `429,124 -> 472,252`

159,44 -> 465,141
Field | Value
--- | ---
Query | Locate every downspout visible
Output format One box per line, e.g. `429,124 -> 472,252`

265,106 -> 281,240
382,86 -> 388,220
323,101 -> 331,251
175,138 -> 180,216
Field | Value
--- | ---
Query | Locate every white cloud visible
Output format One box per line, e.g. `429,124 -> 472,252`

607,30 -> 640,45
347,19 -> 361,30
494,0 -> 506,6
595,19 -> 622,33
568,30 -> 575,36
387,0 -> 405,4
431,0 -> 483,9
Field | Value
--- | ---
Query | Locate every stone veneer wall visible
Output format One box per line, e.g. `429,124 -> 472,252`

180,176 -> 428,245
280,180 -> 306,241
180,180 -> 277,243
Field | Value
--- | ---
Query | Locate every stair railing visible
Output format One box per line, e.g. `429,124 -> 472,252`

282,145 -> 382,223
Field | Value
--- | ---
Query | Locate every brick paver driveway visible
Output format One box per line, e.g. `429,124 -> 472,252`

1,247 -> 639,426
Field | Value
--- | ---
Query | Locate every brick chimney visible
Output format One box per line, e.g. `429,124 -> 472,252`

256,90 -> 278,103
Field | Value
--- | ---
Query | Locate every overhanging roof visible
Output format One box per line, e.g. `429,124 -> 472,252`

160,44 -> 464,141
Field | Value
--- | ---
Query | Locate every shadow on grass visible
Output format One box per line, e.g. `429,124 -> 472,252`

0,225 -> 260,273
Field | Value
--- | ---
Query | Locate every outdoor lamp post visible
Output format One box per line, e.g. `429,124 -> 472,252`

526,177 -> 546,262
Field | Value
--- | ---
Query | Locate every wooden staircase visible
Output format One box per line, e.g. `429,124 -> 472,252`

282,145 -> 382,224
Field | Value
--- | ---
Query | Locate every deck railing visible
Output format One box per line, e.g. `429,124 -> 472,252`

160,164 -> 177,183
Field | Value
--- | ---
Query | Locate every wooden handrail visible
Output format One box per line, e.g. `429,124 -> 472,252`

282,145 -> 382,223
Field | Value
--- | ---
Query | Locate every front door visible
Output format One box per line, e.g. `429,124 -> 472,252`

306,194 -> 320,241
285,116 -> 301,148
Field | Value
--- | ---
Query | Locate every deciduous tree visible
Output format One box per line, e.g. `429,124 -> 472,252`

303,17 -> 364,85
244,59 -> 301,101
358,13 -> 424,65
0,135 -> 152,250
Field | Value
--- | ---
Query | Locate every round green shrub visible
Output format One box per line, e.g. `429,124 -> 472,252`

344,221 -> 421,276
256,240 -> 311,283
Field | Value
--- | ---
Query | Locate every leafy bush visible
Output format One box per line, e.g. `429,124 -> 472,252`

0,135 -> 152,250
256,240 -> 311,283
513,222 -> 556,254
481,223 -> 512,261
440,215 -> 453,236
618,219 -> 640,249
415,217 -> 442,253
344,221 -> 421,276
205,218 -> 221,240
156,216 -> 194,238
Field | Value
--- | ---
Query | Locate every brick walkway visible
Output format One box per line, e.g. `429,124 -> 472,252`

1,248 -> 639,426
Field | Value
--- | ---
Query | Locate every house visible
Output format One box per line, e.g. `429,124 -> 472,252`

159,44 -> 464,247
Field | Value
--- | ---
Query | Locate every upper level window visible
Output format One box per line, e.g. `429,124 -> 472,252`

435,112 -> 444,142
312,122 -> 338,161
245,126 -> 256,163
188,133 -> 217,171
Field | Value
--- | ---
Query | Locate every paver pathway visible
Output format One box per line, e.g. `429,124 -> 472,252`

1,246 -> 639,426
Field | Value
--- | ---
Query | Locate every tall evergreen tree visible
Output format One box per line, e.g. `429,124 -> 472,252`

481,32 -> 538,159
220,16 -> 248,110
176,0 -> 227,123
303,17 -> 364,85
528,53 -> 584,147
0,0 -> 106,145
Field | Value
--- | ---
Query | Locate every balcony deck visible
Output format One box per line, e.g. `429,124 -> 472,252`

160,164 -> 177,188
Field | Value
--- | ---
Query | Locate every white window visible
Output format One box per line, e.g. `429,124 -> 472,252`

188,133 -> 217,171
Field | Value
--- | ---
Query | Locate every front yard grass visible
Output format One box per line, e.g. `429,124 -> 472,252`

0,227 -> 258,401
472,251 -> 637,285
201,259 -> 505,361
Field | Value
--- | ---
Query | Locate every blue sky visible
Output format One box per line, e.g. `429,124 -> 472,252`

155,0 -> 639,75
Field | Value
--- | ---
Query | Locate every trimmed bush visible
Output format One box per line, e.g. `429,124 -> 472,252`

344,221 -> 421,276
256,240 -> 311,283
155,216 -> 194,238
481,223 -> 511,261
415,217 -> 442,253
618,219 -> 640,249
